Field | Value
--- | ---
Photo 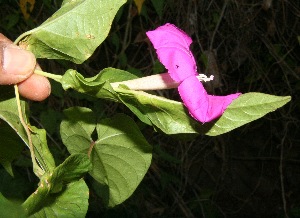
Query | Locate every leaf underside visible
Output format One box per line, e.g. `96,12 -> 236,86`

20,0 -> 126,63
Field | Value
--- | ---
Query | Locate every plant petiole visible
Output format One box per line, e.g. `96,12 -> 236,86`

34,70 -> 63,83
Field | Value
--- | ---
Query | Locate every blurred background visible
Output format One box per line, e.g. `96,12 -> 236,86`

0,0 -> 299,217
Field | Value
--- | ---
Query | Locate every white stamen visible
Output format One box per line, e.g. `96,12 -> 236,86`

197,74 -> 214,82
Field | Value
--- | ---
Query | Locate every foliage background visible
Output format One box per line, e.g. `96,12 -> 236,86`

0,0 -> 299,217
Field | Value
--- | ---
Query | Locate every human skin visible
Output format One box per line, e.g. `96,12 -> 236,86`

0,33 -> 50,101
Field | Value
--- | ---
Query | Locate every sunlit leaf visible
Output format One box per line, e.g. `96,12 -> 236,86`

21,154 -> 90,216
61,69 -> 119,101
91,113 -> 152,206
0,86 -> 55,175
206,93 -> 291,136
50,154 -> 91,193
60,108 -> 152,206
19,0 -> 126,63
61,68 -> 199,134
30,126 -> 56,173
60,69 -> 291,136
115,87 -> 202,134
28,179 -> 89,218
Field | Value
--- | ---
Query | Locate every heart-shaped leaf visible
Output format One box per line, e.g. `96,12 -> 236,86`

18,0 -> 126,63
92,113 -> 152,206
60,108 -> 152,206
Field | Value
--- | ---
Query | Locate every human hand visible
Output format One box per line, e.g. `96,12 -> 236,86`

0,33 -> 50,101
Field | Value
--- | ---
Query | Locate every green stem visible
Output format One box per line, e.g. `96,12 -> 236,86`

22,178 -> 50,216
14,85 -> 44,177
14,30 -> 34,45
34,70 -> 63,83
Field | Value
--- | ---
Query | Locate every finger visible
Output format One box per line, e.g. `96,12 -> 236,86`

0,34 -> 36,85
0,33 -> 13,43
18,73 -> 51,101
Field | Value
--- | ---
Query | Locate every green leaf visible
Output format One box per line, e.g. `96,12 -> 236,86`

92,113 -> 152,207
0,193 -> 26,218
0,86 -> 28,147
26,179 -> 89,218
0,121 -> 24,176
0,169 -> 33,200
206,93 -> 291,136
61,68 -> 136,101
60,107 -> 96,154
40,109 -> 62,135
30,126 -> 56,173
60,108 -> 152,206
22,154 -> 90,216
60,70 -> 291,136
61,68 -> 200,134
0,86 -> 55,176
19,0 -> 126,63
50,154 -> 91,193
115,87 -> 203,134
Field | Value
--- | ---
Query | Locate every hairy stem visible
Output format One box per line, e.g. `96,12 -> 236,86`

14,85 -> 44,177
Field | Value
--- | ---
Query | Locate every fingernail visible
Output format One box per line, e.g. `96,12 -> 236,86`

3,45 -> 36,77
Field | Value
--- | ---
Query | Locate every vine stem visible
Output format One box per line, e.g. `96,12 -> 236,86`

13,36 -> 46,178
14,85 -> 44,177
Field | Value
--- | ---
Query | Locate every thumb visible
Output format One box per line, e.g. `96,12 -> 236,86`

0,35 -> 36,85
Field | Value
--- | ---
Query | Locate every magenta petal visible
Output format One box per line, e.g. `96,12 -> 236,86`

155,46 -> 197,82
146,24 -> 197,82
147,23 -> 242,123
178,77 -> 241,123
146,23 -> 193,51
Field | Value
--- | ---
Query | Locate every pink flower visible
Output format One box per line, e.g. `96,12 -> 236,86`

146,23 -> 241,123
